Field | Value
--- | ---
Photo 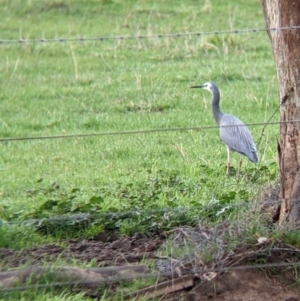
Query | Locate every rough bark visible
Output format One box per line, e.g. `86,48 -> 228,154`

260,0 -> 300,227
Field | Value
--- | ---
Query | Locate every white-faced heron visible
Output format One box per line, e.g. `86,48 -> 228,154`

191,82 -> 258,175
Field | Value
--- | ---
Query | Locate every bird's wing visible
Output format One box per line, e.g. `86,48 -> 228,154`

219,114 -> 258,162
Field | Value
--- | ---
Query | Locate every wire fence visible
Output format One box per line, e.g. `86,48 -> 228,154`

0,119 -> 291,143
1,25 -> 300,45
1,23 -> 299,298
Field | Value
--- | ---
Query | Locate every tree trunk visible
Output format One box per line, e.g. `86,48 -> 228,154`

260,0 -> 300,228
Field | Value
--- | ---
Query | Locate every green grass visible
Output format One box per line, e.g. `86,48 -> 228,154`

0,0 -> 281,299
0,0 -> 278,234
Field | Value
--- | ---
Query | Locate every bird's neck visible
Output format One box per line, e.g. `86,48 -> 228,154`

211,90 -> 223,124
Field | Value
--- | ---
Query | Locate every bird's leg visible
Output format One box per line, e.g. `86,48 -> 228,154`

226,162 -> 230,176
237,156 -> 242,177
226,146 -> 231,176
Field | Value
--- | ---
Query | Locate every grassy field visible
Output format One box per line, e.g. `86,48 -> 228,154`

0,0 -> 281,299
0,0 -> 278,239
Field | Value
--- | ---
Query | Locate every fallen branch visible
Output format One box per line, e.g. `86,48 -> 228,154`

0,265 -> 151,290
125,274 -> 196,300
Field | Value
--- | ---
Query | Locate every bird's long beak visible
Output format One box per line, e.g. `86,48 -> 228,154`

190,85 -> 204,89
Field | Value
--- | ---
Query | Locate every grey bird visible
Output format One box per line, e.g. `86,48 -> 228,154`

191,82 -> 258,175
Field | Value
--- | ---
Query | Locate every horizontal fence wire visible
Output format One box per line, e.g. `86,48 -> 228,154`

0,119 -> 295,143
1,25 -> 300,45
0,261 -> 300,293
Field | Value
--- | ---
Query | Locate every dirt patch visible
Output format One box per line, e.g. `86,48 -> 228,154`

1,230 -> 300,300
183,269 -> 299,301
0,233 -> 163,268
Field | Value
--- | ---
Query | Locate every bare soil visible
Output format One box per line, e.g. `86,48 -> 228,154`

1,232 -> 300,300
1,232 -> 163,268
175,269 -> 299,301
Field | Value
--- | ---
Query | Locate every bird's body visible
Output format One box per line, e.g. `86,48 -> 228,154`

219,113 -> 258,163
191,82 -> 258,175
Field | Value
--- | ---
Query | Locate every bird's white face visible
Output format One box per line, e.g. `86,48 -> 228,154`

200,82 -> 214,93
190,81 -> 216,94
